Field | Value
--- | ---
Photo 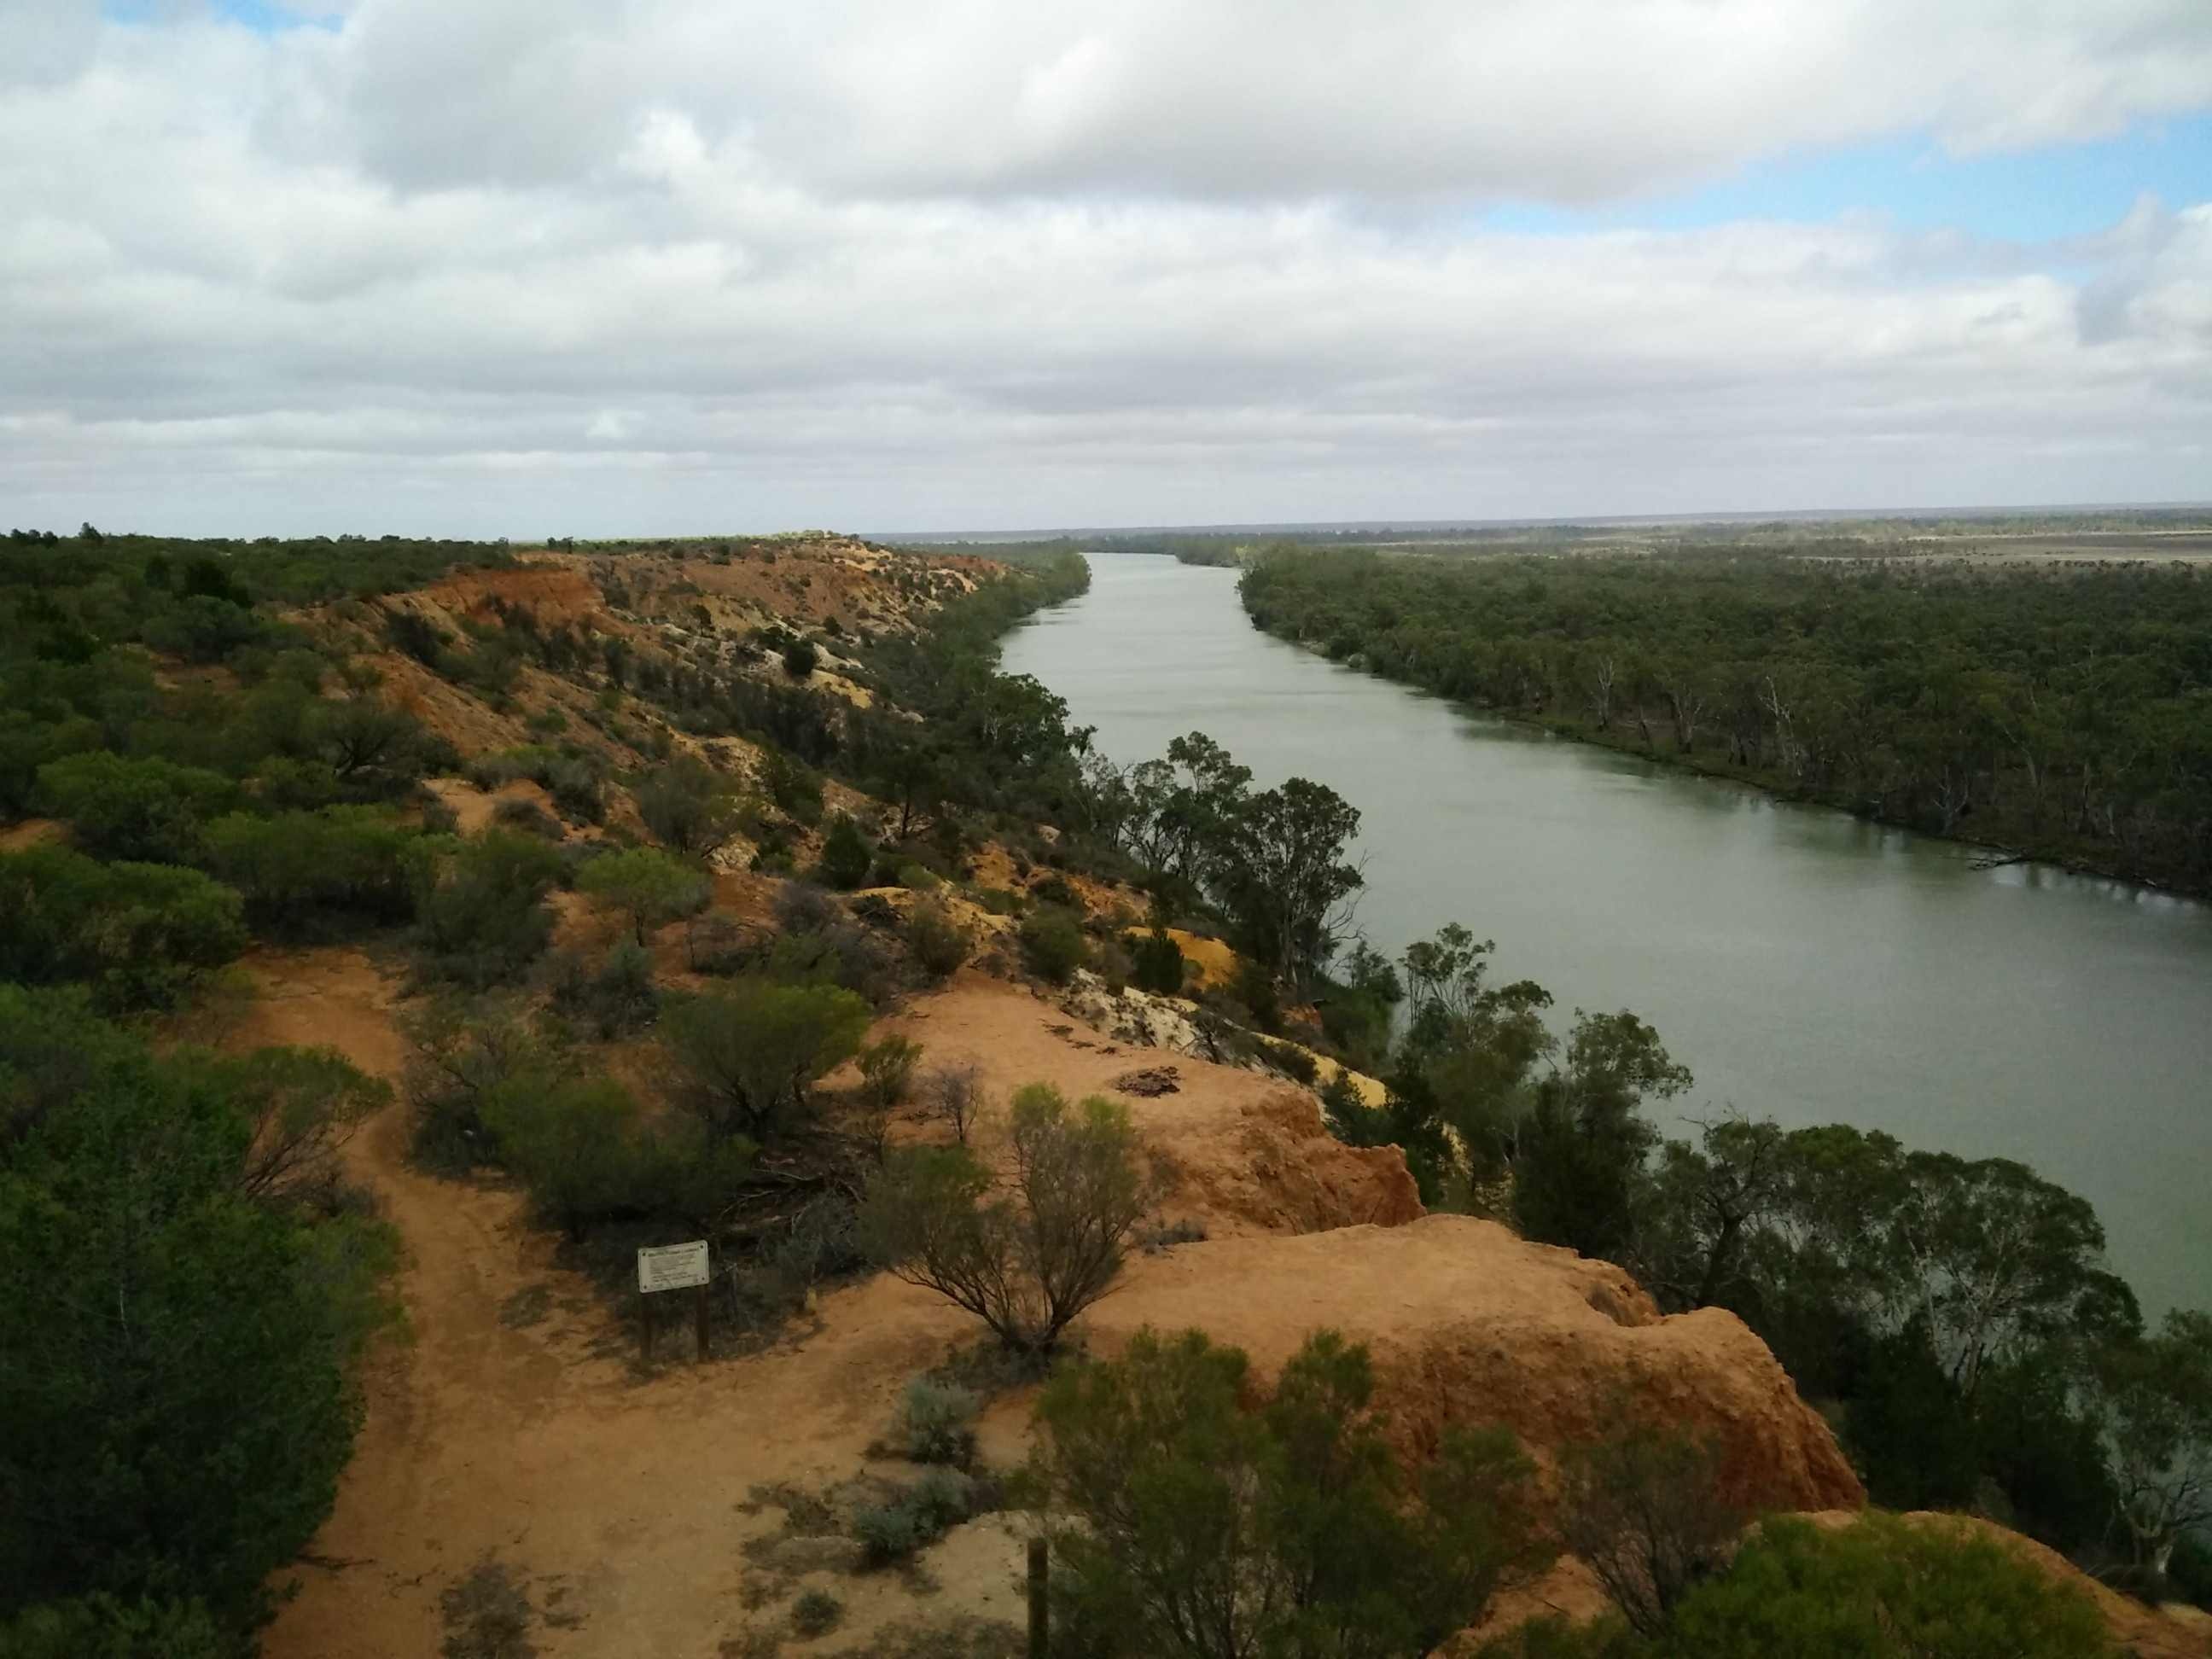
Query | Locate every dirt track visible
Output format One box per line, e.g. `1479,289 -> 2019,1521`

242,950 -> 1020,1657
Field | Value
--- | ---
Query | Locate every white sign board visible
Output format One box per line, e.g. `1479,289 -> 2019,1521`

637,1240 -> 710,1294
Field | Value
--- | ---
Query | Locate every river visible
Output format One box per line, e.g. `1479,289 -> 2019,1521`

1001,553 -> 2212,1315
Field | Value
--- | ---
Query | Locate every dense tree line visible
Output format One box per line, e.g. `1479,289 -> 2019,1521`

1240,547 -> 2212,894
0,533 -> 526,1650
1309,917 -> 2212,1608
1083,731 -> 1365,987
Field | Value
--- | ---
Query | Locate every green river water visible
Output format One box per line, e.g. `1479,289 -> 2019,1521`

1000,553 -> 2212,1314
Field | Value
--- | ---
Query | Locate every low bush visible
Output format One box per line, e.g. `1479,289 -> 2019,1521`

894,1378 -> 981,1466
637,756 -> 740,853
201,806 -> 424,931
0,1597 -> 227,1659
660,978 -> 872,1140
1029,874 -> 1080,910
0,845 -> 247,1011
1129,926 -> 1187,995
544,940 -> 660,1039
819,813 -> 873,889
412,830 -> 565,987
1661,1513 -> 2115,1658
859,1035 -> 923,1112
1018,906 -> 1087,985
35,750 -> 238,864
758,748 -> 824,825
905,899 -> 971,981
1557,1423 -> 1744,1639
576,845 -> 709,944
492,795 -> 563,838
853,1469 -> 976,1565
790,1590 -> 844,1639
483,1075 -> 645,1242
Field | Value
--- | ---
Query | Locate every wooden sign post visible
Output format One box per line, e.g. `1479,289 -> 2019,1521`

636,1240 -> 712,1365
1027,1535 -> 1049,1658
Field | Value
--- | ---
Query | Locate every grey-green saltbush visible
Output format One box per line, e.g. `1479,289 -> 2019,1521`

895,1378 -> 980,1466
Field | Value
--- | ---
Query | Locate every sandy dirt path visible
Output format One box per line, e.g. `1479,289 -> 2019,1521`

240,949 -> 1009,1657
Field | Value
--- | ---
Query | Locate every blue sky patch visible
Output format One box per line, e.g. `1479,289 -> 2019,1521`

103,0 -> 341,32
1483,114 -> 2211,242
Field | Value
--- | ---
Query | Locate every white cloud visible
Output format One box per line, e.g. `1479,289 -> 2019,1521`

0,0 -> 2207,533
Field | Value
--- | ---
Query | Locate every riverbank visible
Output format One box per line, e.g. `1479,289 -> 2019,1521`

1236,546 -> 2212,902
1003,553 -> 2212,1316
1296,638 -> 2201,903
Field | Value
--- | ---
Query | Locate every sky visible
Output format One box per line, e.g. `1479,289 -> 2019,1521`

3,0 -> 2209,537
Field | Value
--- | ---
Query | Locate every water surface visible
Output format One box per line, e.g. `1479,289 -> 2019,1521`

1003,554 -> 2212,1313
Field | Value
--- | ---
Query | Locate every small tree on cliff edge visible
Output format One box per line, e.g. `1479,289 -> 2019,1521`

1034,1326 -> 1548,1659
859,1084 -> 1164,1358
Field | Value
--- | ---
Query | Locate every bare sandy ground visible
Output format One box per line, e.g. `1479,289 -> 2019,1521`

242,955 -> 1401,1656
241,949 -> 1021,1658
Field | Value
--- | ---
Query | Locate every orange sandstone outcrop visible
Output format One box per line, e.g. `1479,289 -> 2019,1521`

1157,1087 -> 1423,1234
876,978 -> 1423,1237
1091,1215 -> 1866,1517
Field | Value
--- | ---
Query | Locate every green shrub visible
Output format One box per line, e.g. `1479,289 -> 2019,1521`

34,750 -> 237,864
759,748 -> 824,825
307,696 -> 445,795
576,845 -> 709,944
1129,927 -> 1187,995
819,813 -> 873,889
0,988 -> 392,1643
853,1469 -> 975,1565
860,1086 -> 1165,1357
0,845 -> 247,1011
894,1378 -> 981,1466
0,1597 -> 227,1659
401,996 -> 551,1173
492,795 -> 563,838
412,831 -> 565,987
1018,906 -> 1087,985
637,757 -> 740,853
1660,1514 -> 2116,1658
1035,1327 -> 1546,1659
626,1115 -> 760,1230
905,899 -> 971,981
1260,1038 -> 1320,1085
1232,957 -> 1282,1033
660,979 -> 872,1139
783,638 -> 820,678
858,1035 -> 923,1111
201,806 -> 423,930
1557,1424 -> 1743,1639
544,755 -> 606,823
1030,873 -> 1080,910
790,1589 -> 844,1638
544,940 -> 660,1039
483,1075 -> 644,1242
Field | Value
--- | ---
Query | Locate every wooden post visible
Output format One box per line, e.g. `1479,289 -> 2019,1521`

695,1279 -> 711,1362
1027,1535 -> 1048,1659
639,1285 -> 653,1366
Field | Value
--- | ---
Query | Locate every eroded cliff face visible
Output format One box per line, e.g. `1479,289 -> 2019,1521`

1087,1214 -> 1865,1518
865,978 -> 1423,1238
